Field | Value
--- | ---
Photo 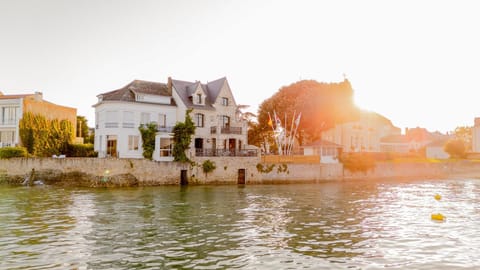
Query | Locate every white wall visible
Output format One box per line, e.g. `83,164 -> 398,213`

94,101 -> 177,158
426,146 -> 449,159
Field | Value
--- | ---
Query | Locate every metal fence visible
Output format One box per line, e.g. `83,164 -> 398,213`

195,148 -> 258,157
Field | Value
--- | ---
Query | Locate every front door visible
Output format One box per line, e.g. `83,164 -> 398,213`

107,135 -> 117,157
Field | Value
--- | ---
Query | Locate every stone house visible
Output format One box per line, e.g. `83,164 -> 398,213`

0,91 -> 77,147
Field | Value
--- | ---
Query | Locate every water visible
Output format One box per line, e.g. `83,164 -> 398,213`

1,179 -> 480,269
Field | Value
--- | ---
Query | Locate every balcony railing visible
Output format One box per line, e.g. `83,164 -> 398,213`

210,126 -> 242,135
105,122 -> 119,128
195,148 -> 258,157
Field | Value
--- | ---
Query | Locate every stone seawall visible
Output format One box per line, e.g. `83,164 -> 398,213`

1,158 -> 479,187
0,157 -> 262,187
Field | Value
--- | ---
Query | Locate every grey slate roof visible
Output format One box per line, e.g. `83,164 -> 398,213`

171,77 -> 228,110
98,80 -> 175,105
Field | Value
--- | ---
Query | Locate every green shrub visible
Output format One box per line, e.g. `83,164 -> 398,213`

0,147 -> 28,159
340,152 -> 376,174
66,143 -> 97,157
202,160 -> 216,176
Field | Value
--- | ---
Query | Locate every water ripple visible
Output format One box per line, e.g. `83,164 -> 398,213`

2,180 -> 480,269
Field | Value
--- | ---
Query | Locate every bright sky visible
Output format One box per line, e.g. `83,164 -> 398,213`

1,0 -> 478,133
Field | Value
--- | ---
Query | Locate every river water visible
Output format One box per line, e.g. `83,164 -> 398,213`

1,178 -> 480,269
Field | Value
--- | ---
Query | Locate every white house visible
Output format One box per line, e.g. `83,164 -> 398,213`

302,139 -> 342,163
93,80 -> 177,161
321,111 -> 401,153
93,77 -> 253,161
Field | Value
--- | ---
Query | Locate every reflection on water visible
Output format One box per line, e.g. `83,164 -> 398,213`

1,179 -> 480,269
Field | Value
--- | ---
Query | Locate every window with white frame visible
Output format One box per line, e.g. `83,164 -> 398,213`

1,107 -> 19,125
195,113 -> 204,127
159,137 -> 173,157
123,111 -> 134,128
158,113 -> 166,128
140,112 -> 150,125
128,135 -> 139,151
196,94 -> 202,104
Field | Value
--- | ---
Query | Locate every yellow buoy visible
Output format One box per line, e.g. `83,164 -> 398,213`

434,194 -> 442,200
431,213 -> 445,221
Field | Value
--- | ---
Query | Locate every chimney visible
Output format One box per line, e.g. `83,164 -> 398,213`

34,91 -> 43,101
167,77 -> 172,90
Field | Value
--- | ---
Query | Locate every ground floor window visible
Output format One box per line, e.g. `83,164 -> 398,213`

159,137 -> 173,157
0,130 -> 15,145
128,135 -> 139,151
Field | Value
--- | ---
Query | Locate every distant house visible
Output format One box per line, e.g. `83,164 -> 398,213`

380,128 -> 449,154
426,139 -> 449,159
93,80 -> 177,160
379,135 -> 411,153
93,77 -> 253,161
321,111 -> 401,153
302,139 -> 342,163
0,91 -> 77,147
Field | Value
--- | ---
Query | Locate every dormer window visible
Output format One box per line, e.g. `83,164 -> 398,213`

196,94 -> 202,104
222,97 -> 229,106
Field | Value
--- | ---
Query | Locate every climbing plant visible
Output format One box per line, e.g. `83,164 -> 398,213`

19,112 -> 74,157
139,122 -> 158,159
173,109 -> 196,162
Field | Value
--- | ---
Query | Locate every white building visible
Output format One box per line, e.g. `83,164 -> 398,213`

321,111 -> 401,153
302,139 -> 342,163
93,80 -> 177,161
0,93 -> 24,147
473,117 -> 480,153
93,77 -> 253,161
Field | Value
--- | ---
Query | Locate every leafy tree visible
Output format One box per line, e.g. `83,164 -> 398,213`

454,126 -> 472,152
139,123 -> 158,159
76,116 -> 94,143
444,139 -> 466,159
202,159 -> 216,176
173,110 -> 196,162
257,79 -> 359,150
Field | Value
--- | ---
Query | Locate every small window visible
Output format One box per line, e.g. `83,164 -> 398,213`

158,114 -> 166,128
197,94 -> 202,104
221,115 -> 230,128
195,113 -> 204,127
222,97 -> 229,106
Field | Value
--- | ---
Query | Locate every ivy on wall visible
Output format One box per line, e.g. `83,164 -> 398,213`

173,109 -> 196,162
19,112 -> 74,157
139,123 -> 158,159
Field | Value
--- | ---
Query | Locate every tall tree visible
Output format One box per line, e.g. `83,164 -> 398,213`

454,126 -> 472,151
257,79 -> 359,148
